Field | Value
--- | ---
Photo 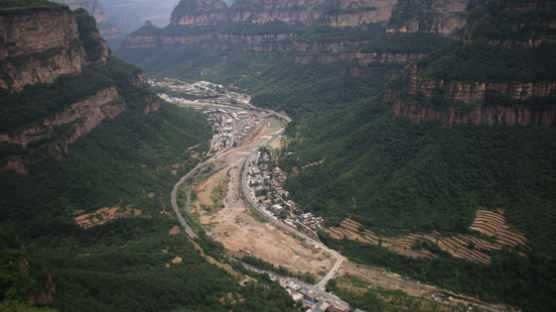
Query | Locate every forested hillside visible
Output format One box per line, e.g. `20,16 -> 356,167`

117,0 -> 556,310
0,2 -> 296,311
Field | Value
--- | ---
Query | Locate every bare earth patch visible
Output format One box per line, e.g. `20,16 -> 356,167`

195,168 -> 228,207
195,157 -> 333,276
169,225 -> 181,235
171,256 -> 183,264
74,206 -> 142,229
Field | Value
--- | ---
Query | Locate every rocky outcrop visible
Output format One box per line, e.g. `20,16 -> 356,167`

0,87 -> 122,148
462,0 -> 556,46
53,0 -> 123,42
31,274 -> 56,306
53,0 -> 107,23
321,0 -> 398,26
291,51 -> 424,64
393,100 -> 556,126
143,95 -> 161,114
171,0 -> 397,26
387,0 -> 489,36
0,6 -> 87,91
0,159 -> 29,175
0,87 -> 128,173
409,77 -> 556,103
124,31 -> 296,51
171,0 -> 228,25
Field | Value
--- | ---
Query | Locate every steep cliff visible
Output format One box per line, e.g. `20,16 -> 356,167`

0,4 -> 157,174
121,0 -> 458,68
170,0 -> 228,25
391,0 -> 556,126
0,4 -> 87,91
53,0 -> 122,42
387,0 -> 490,36
170,0 -> 397,26
54,0 -> 107,22
320,0 -> 398,26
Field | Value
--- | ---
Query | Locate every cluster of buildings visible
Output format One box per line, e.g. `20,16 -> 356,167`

155,79 -> 259,155
299,212 -> 325,231
246,149 -> 325,232
150,78 -> 250,106
203,108 -> 258,153
263,274 -> 351,312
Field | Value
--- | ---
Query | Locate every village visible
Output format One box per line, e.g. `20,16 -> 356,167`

149,78 -> 251,107
155,78 -> 346,311
267,271 -> 355,312
246,148 -> 326,239
154,78 -> 261,155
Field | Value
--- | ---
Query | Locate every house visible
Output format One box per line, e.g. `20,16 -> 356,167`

271,204 -> 283,214
327,305 -> 348,312
299,212 -> 313,222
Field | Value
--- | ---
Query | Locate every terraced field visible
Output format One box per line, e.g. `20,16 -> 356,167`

325,210 -> 529,265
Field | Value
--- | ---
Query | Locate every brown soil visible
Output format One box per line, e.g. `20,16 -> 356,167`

169,225 -> 181,235
189,239 -> 242,280
74,205 -> 142,229
302,157 -> 325,169
187,117 -> 333,276
171,256 -> 183,264
270,135 -> 282,150
148,192 -> 155,198
195,167 -> 229,207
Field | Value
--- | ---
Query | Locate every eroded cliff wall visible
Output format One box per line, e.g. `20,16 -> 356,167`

0,6 -> 87,91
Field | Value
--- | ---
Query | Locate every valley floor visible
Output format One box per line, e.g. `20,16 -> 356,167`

166,86 -> 516,312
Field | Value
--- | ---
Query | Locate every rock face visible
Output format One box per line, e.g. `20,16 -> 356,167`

171,0 -> 228,25
290,51 -> 424,64
170,0 -> 397,26
32,274 -> 57,306
53,0 -> 122,42
54,0 -> 107,23
408,77 -> 556,103
393,101 -> 556,126
461,0 -> 556,46
0,5 -> 157,174
390,0 -> 556,127
123,0 -> 428,64
0,6 -> 87,91
387,0 -> 489,36
0,87 -> 123,148
321,0 -> 398,26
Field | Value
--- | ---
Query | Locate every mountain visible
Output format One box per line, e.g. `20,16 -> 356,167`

0,1 -> 296,310
100,0 -> 180,34
392,0 -> 556,126
52,0 -> 122,45
117,0 -> 473,77
117,0 -> 556,310
387,0 -> 490,36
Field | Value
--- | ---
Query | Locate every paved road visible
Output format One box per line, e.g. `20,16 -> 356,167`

242,263 -> 349,309
170,103 -> 513,312
240,131 -> 344,292
170,102 -> 288,240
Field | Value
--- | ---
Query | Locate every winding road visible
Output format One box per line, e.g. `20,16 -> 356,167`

169,101 -> 511,312
170,104 -> 343,291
